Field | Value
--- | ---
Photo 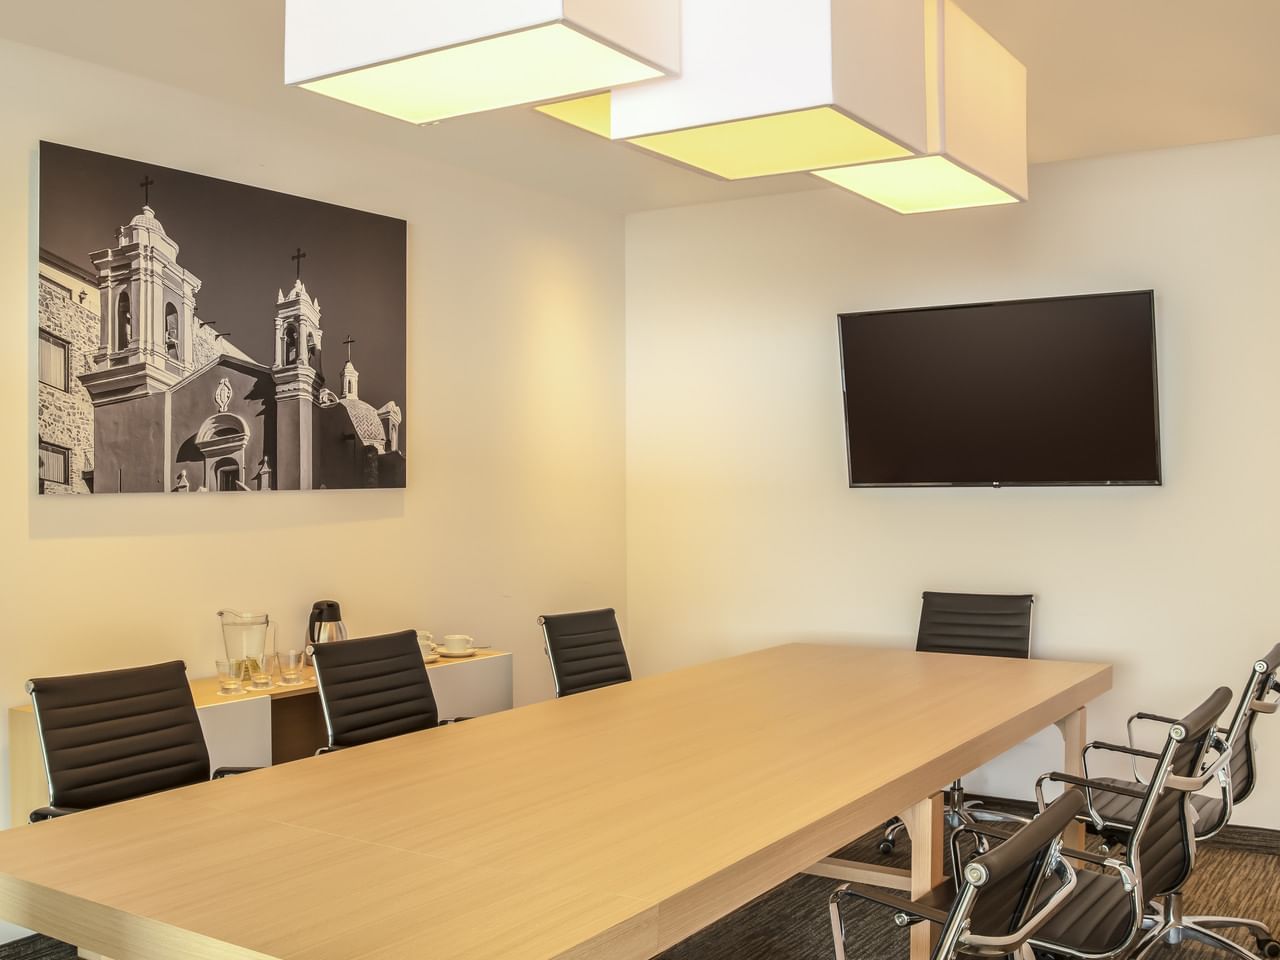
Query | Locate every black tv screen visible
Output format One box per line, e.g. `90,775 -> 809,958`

838,291 -> 1161,487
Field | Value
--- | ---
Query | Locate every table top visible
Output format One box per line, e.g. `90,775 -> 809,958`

0,644 -> 1110,960
8,649 -> 510,713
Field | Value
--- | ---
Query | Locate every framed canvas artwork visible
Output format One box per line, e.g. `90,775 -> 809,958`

36,142 -> 407,494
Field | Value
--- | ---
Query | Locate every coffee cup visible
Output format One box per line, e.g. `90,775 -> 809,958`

440,634 -> 475,654
416,630 -> 435,657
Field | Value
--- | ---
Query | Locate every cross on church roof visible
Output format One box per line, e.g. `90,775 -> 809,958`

139,175 -> 155,205
343,334 -> 356,362
292,247 -> 307,280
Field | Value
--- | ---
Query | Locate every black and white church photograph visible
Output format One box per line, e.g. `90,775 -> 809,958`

36,141 -> 407,495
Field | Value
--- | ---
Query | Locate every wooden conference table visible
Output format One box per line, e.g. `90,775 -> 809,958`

0,644 -> 1110,960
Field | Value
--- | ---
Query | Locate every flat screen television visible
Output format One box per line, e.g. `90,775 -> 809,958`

838,291 -> 1161,487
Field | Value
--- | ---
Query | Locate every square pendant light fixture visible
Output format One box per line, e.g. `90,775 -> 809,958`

542,0 -> 932,180
815,0 -> 1027,213
285,0 -> 680,124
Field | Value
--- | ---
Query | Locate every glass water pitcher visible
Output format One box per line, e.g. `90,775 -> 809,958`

217,609 -> 275,682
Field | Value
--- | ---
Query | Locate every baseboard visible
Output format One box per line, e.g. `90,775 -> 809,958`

967,794 -> 1280,856
1214,823 -> 1280,856
0,924 -> 34,945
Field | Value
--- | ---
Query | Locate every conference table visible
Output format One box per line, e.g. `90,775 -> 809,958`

0,644 -> 1110,960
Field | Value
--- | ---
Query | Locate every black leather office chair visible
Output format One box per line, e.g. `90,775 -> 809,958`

1072,643 -> 1280,957
1027,686 -> 1249,959
831,790 -> 1084,960
538,608 -> 631,698
882,591 -> 1035,853
1091,642 -> 1280,842
310,630 -> 451,752
26,660 -> 255,822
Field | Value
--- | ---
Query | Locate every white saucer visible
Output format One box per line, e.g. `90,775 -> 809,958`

438,649 -> 477,658
422,653 -> 441,663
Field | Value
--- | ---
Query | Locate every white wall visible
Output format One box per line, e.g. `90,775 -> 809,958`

625,135 -> 1280,827
4,34 -> 1277,842
0,40 -> 627,826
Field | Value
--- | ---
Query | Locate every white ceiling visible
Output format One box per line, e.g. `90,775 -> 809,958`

3,1 -> 1278,214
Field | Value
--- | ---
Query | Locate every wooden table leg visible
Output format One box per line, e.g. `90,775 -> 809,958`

900,793 -> 944,960
1055,707 -> 1087,849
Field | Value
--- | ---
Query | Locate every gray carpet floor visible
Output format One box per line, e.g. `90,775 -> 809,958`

2,829 -> 1275,959
0,937 -> 73,960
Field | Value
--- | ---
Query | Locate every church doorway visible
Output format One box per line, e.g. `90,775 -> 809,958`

214,459 -> 242,491
195,412 -> 250,493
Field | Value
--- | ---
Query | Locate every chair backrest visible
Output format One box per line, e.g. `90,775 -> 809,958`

27,660 -> 210,812
538,608 -> 631,698
1129,686 -> 1234,900
1049,686 -> 1231,960
310,630 -> 439,749
936,790 -> 1083,959
1218,642 -> 1280,807
917,592 -> 1034,659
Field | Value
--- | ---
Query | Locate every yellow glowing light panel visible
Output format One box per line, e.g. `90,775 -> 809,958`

625,107 -> 911,180
300,24 -> 661,124
816,155 -> 1019,213
537,92 -> 614,138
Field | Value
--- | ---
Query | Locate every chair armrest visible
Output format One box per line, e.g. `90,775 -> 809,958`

29,805 -> 81,822
1130,711 -> 1178,726
1037,771 -> 1148,802
1055,845 -> 1112,867
1035,770 -> 1147,828
1031,843 -> 1138,898
1166,744 -> 1231,792
830,882 -> 951,927
212,766 -> 261,779
1125,712 -> 1179,783
1082,739 -> 1161,783
1086,741 -> 1161,761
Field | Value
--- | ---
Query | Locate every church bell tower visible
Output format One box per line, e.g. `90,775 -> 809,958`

81,195 -> 202,404
271,268 -> 324,490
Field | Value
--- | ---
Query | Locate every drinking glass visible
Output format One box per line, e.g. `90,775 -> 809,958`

249,655 -> 275,690
261,652 -> 281,682
278,649 -> 305,686
217,659 -> 246,695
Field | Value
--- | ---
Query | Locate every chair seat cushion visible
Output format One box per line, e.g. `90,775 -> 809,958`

1088,776 -> 1223,836
1032,868 -> 1135,956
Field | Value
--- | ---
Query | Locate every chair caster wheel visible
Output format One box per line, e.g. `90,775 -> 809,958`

1257,939 -> 1280,958
878,839 -> 895,856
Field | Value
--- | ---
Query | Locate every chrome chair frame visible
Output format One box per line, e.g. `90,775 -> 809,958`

832,792 -> 1081,960
1073,647 -> 1280,959
1026,688 -> 1236,960
1119,647 -> 1280,836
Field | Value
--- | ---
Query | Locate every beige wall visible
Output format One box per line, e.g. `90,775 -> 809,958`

0,40 -> 627,826
625,135 -> 1280,826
